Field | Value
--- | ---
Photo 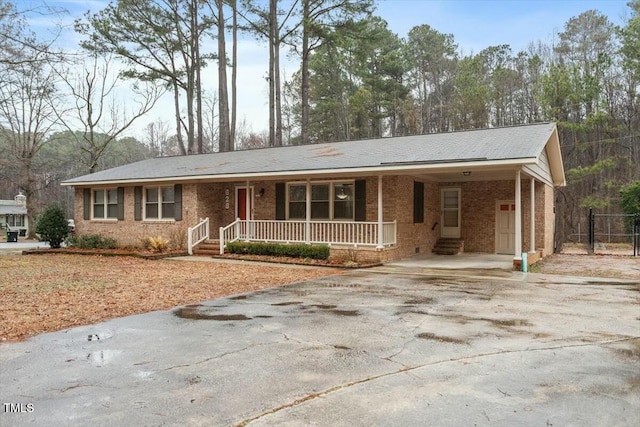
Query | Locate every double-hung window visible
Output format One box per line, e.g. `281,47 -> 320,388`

93,189 -> 118,219
287,182 -> 354,220
145,186 -> 175,220
7,215 -> 24,227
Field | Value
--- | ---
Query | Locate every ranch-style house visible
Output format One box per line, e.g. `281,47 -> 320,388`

62,123 -> 566,268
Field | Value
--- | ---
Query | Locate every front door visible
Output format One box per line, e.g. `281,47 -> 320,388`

496,201 -> 516,254
236,187 -> 253,220
441,188 -> 461,238
236,187 -> 254,238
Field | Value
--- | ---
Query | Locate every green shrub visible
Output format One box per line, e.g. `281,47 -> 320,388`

68,233 -> 118,249
226,242 -> 329,260
35,205 -> 68,249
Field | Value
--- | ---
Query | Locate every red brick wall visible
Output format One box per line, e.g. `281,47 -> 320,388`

73,175 -> 555,260
453,179 -> 554,255
74,184 -> 199,248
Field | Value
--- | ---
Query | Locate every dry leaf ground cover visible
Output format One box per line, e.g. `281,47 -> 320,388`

0,254 -> 343,342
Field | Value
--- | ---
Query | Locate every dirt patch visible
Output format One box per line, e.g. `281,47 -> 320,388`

0,254 -> 343,341
532,253 -> 639,280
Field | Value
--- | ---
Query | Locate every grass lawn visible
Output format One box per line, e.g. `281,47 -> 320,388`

0,254 -> 343,341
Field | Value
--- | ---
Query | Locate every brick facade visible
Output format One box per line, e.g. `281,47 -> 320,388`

74,174 -> 555,261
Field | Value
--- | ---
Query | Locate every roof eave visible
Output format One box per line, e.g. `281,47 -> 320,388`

61,157 -> 537,187
547,126 -> 566,187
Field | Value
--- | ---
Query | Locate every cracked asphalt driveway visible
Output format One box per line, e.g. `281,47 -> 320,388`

1,269 -> 639,426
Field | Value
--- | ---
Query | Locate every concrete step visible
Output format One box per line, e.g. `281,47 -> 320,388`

192,239 -> 220,256
433,238 -> 464,255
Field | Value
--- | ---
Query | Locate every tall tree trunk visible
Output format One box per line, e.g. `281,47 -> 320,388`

186,72 -> 195,154
230,0 -> 237,146
273,0 -> 282,147
268,0 -> 276,146
23,159 -> 37,240
194,0 -> 204,153
300,0 -> 310,145
217,0 -> 231,151
173,81 -> 186,155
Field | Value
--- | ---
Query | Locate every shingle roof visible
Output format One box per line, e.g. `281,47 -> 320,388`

63,123 -> 558,185
0,205 -> 27,215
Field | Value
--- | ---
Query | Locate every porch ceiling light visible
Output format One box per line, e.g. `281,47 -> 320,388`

463,171 -> 472,176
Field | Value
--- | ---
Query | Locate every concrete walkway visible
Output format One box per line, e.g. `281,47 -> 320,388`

0,240 -> 49,254
385,253 -> 514,270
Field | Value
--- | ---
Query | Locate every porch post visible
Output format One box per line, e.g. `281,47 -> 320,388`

245,180 -> 250,221
377,175 -> 383,249
514,170 -> 522,260
305,180 -> 311,244
245,180 -> 251,241
530,177 -> 535,253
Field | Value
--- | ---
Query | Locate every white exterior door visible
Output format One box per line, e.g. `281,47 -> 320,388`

441,188 -> 461,238
496,201 -> 516,254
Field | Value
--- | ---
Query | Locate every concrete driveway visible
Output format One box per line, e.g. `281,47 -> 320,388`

1,269 -> 638,426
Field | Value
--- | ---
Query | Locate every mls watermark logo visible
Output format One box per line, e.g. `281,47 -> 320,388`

3,402 -> 34,413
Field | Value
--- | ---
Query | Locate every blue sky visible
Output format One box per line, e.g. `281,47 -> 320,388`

22,0 -> 634,137
377,0 -> 630,54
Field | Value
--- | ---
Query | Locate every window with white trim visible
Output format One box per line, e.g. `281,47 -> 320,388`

93,189 -> 118,219
145,186 -> 175,219
7,214 -> 25,227
287,181 -> 354,220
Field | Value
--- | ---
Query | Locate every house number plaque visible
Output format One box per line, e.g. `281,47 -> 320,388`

224,188 -> 230,209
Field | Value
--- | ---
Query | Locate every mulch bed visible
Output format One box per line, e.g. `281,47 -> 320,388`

212,253 -> 381,269
22,247 -> 188,260
21,247 -> 381,268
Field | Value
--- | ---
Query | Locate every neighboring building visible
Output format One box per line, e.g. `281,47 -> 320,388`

0,193 -> 28,236
62,123 -> 566,268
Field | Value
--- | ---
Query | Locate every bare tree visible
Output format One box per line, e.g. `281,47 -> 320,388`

0,51 -> 61,238
143,120 -> 171,157
77,0 -> 214,155
55,54 -> 163,173
202,90 -> 220,152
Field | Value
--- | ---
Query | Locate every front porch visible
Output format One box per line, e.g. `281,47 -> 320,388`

223,219 -> 397,250
188,218 -> 398,254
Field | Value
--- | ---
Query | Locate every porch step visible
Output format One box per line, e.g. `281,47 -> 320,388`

192,239 -> 220,256
433,238 -> 464,255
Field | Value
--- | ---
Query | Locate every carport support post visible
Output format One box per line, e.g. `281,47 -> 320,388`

530,177 -> 535,253
377,175 -> 383,249
514,170 -> 522,261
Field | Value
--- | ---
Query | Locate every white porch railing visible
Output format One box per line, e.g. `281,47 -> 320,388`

219,219 -> 397,254
187,217 -> 210,255
219,218 -> 242,255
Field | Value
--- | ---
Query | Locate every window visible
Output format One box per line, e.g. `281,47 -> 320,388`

7,215 -> 24,227
311,184 -> 329,219
287,182 -> 354,220
333,183 -> 354,219
288,185 -> 306,219
145,186 -> 175,220
93,189 -> 118,219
